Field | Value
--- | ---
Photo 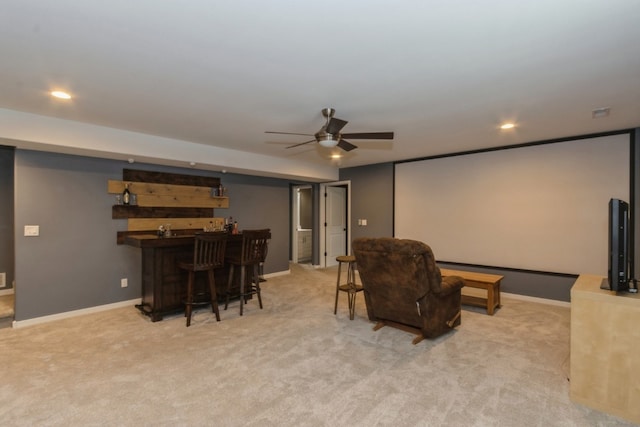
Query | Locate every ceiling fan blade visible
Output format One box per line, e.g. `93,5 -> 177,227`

265,131 -> 314,137
337,139 -> 357,152
326,117 -> 348,134
285,139 -> 316,149
341,132 -> 394,140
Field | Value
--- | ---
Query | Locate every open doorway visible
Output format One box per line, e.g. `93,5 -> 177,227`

291,185 -> 313,264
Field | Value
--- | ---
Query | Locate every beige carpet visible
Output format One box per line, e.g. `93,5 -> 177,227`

0,264 -> 635,426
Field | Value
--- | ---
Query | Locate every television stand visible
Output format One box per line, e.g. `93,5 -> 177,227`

570,274 -> 640,424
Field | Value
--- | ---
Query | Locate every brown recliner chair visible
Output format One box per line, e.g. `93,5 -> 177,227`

352,237 -> 464,344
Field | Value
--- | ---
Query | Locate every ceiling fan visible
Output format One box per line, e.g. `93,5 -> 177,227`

265,108 -> 394,152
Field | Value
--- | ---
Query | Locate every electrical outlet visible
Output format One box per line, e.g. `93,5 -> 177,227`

0,272 -> 5,287
120,278 -> 128,288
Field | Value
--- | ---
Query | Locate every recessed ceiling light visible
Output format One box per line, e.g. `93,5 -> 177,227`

51,90 -> 72,100
331,154 -> 341,159
500,123 -> 516,130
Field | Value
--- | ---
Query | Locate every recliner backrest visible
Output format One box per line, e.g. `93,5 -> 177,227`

353,237 -> 442,326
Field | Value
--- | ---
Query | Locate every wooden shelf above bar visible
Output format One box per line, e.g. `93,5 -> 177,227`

107,180 -> 229,208
123,168 -> 220,187
112,206 -> 214,219
128,217 -> 224,232
111,169 -> 229,241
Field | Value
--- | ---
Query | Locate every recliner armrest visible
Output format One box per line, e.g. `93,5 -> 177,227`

437,276 -> 465,296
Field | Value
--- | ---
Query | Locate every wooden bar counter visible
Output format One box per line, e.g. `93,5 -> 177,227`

125,233 -> 245,321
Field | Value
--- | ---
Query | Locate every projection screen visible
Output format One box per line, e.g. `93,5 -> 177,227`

394,133 -> 630,275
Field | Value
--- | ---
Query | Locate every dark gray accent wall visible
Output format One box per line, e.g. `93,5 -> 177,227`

13,150 -> 290,321
204,171 -> 290,273
0,146 -> 15,290
340,162 -> 394,241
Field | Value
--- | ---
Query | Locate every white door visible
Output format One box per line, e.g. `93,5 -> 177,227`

325,186 -> 346,267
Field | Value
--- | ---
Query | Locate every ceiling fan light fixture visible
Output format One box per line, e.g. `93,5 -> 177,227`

318,134 -> 338,148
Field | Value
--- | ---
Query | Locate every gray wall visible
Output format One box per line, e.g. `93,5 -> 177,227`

13,150 -> 291,321
10,128 -> 638,318
340,162 -> 394,241
0,146 -> 15,290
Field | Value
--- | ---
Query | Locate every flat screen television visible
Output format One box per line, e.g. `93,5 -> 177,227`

608,198 -> 629,292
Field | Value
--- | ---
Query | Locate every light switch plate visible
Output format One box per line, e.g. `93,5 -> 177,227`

24,225 -> 40,236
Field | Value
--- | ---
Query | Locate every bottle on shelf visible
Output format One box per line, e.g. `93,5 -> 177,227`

123,183 -> 131,205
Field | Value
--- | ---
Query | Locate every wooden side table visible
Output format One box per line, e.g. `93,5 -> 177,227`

440,268 -> 503,315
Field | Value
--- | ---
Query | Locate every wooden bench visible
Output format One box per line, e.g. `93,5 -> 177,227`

440,268 -> 503,315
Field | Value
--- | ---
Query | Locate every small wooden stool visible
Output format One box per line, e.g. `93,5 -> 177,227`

334,255 -> 363,320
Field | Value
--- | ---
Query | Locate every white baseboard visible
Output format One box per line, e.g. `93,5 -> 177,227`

0,288 -> 15,296
11,269 -> 292,329
502,292 -> 570,308
12,298 -> 142,329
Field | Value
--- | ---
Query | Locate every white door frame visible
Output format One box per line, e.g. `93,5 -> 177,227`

319,180 -> 351,268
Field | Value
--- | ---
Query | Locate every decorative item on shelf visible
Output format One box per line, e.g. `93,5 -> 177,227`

211,184 -> 226,197
232,221 -> 239,234
157,224 -> 172,237
115,194 -> 122,205
203,221 -> 216,232
122,183 -> 131,205
130,193 -> 137,206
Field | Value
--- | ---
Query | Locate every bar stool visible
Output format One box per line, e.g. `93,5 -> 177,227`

334,255 -> 363,320
224,229 -> 271,316
178,232 -> 227,327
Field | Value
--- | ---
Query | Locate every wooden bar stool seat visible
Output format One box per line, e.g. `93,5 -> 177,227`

334,255 -> 363,320
178,232 -> 227,326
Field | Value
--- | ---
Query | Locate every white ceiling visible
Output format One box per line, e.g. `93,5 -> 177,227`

1,1 -> 640,181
